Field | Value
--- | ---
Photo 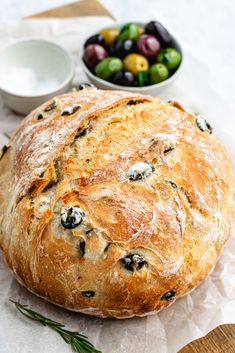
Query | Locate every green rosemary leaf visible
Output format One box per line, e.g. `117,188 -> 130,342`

71,339 -> 84,353
10,300 -> 102,353
79,341 -> 96,352
57,330 -> 72,344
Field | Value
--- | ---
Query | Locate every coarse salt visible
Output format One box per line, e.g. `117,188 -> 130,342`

0,66 -> 60,95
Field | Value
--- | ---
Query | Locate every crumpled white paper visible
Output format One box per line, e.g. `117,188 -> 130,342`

0,17 -> 235,353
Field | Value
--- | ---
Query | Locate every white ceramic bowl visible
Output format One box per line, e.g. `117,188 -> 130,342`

0,38 -> 74,115
81,22 -> 183,95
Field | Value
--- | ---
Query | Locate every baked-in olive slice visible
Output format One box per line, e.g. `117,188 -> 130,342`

61,206 -> 84,229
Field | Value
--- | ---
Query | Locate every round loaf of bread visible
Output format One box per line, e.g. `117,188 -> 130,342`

0,87 -> 234,318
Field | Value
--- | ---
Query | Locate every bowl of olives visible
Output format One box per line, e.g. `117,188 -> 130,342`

81,21 -> 183,94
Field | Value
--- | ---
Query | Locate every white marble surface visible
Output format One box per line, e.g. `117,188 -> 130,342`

0,0 -> 234,110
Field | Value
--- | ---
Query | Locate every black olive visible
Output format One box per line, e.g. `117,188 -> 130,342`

0,145 -> 9,160
37,113 -> 44,120
195,115 -> 213,134
29,184 -> 37,194
82,291 -> 95,297
61,206 -> 84,229
104,242 -> 111,252
164,146 -> 174,155
127,162 -> 154,181
114,39 -> 136,58
85,228 -> 93,235
75,126 -> 90,139
168,181 -> 177,189
107,45 -> 116,56
145,21 -> 172,48
127,100 -> 140,105
61,104 -> 82,116
79,239 -> 86,256
85,228 -> 94,235
44,99 -> 57,112
84,34 -> 105,48
78,83 -> 94,90
120,254 -> 146,271
160,290 -> 176,301
111,71 -> 135,86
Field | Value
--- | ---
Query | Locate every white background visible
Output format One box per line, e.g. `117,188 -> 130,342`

0,0 -> 234,110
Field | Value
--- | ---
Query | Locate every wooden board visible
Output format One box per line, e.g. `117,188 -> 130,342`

180,324 -> 235,353
31,1 -> 235,352
30,0 -> 114,19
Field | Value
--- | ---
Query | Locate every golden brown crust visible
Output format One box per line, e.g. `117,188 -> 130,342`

0,87 -> 234,318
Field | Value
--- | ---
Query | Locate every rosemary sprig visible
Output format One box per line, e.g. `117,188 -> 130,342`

10,300 -> 102,353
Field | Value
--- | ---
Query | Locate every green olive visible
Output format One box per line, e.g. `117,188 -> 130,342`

95,57 -> 123,80
156,48 -> 181,71
100,28 -> 119,45
123,53 -> 149,75
149,63 -> 169,84
119,23 -> 140,41
137,71 -> 149,87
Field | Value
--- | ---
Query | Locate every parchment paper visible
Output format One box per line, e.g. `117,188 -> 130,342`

0,18 -> 234,353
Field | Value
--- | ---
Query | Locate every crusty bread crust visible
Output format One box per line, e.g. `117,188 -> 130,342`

0,87 -> 234,318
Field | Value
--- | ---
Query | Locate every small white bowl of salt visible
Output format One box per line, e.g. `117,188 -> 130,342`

0,38 -> 74,115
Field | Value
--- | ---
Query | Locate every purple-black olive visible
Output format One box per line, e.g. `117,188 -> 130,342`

84,33 -> 105,48
114,39 -> 136,58
111,71 -> 135,86
120,254 -> 146,271
160,290 -> 176,301
61,206 -> 84,229
82,291 -> 95,297
145,21 -> 172,48
137,34 -> 161,58
83,44 -> 108,69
